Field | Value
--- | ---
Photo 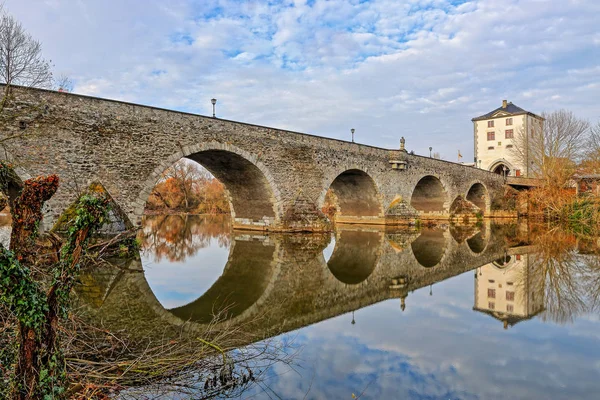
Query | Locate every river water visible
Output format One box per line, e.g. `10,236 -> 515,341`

79,215 -> 600,399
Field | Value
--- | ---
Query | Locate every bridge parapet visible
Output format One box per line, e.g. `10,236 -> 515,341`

506,176 -> 542,188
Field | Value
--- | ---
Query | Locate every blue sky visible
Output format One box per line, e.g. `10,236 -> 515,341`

7,0 -> 600,161
238,271 -> 600,399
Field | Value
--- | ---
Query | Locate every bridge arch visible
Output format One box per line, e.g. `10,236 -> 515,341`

135,142 -> 283,227
320,168 -> 383,219
466,182 -> 489,212
410,175 -> 448,213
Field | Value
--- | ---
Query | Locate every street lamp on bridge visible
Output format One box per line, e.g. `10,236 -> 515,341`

211,98 -> 217,118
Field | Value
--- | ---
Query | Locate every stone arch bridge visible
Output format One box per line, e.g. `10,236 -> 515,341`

0,86 -> 517,231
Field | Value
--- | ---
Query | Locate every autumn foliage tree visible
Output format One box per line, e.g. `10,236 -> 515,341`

510,110 -> 596,224
147,159 -> 230,214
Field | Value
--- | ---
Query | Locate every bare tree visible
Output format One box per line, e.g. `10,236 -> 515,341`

159,159 -> 207,210
583,121 -> 600,173
54,74 -> 73,93
0,11 -> 53,89
511,110 -> 589,187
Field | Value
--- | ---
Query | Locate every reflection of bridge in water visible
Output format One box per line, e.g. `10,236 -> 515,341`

77,221 -> 534,344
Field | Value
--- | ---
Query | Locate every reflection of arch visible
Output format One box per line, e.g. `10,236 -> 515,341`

327,230 -> 380,284
492,254 -> 512,268
467,231 -> 486,254
449,223 -> 478,244
325,169 -> 382,217
135,142 -> 283,225
466,182 -> 488,211
410,175 -> 447,212
168,238 -> 276,323
411,229 -> 447,268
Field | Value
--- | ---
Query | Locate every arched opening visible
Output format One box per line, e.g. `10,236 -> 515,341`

411,229 -> 447,268
493,254 -> 512,268
327,230 -> 380,284
140,149 -> 280,323
187,151 -> 276,222
492,163 -> 511,177
324,169 -> 381,218
168,236 -> 276,323
145,150 -> 278,226
410,176 -> 447,213
467,231 -> 486,253
466,183 -> 488,211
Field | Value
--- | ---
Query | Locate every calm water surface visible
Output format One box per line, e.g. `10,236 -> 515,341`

84,215 -> 600,399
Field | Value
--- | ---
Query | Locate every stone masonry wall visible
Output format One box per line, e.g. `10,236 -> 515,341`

0,86 -> 508,231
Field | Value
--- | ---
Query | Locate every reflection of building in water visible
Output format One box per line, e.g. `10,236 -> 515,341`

473,253 -> 544,329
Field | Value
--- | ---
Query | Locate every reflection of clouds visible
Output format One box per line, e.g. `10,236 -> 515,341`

245,272 -> 600,400
141,216 -> 231,309
142,244 -> 230,309
322,234 -> 335,263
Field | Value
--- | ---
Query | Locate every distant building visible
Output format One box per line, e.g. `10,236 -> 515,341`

473,253 -> 544,329
573,174 -> 600,196
472,100 -> 543,177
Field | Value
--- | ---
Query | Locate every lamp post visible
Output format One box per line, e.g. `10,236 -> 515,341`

211,98 -> 217,118
351,128 -> 355,143
429,147 -> 432,158
351,310 -> 355,325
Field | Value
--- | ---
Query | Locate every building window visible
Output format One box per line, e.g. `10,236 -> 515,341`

507,304 -> 514,313
488,288 -> 496,298
488,120 -> 494,128
488,146 -> 495,150
516,255 -> 521,261
488,302 -> 495,310
487,132 -> 495,141
507,281 -> 513,286
506,118 -> 513,125
506,291 -> 515,301
488,279 -> 495,283
505,129 -> 514,139
506,144 -> 513,149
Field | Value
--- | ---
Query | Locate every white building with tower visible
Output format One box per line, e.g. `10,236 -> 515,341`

472,100 -> 543,177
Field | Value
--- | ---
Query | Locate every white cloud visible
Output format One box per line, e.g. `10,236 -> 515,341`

4,0 -> 600,160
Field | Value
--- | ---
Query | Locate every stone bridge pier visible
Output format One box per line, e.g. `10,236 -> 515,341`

0,86 -> 509,232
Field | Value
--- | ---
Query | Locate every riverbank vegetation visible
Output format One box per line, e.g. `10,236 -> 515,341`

512,111 -> 600,234
0,163 -> 293,399
146,159 -> 230,215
